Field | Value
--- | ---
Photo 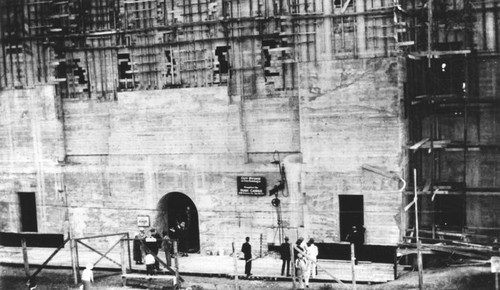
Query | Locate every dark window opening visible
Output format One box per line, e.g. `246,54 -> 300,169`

434,195 -> 464,230
118,53 -> 134,90
18,192 -> 37,232
339,195 -> 364,242
72,59 -> 87,85
214,46 -> 230,84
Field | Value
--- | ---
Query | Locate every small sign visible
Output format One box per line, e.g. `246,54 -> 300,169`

492,256 -> 500,273
237,176 -> 267,196
137,215 -> 150,227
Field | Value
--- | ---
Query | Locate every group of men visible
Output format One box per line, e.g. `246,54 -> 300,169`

285,237 -> 318,289
241,236 -> 318,289
133,228 -> 175,275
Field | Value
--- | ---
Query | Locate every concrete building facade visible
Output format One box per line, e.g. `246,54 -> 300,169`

0,0 -> 499,253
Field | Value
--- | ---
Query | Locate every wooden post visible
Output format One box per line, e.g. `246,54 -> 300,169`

70,238 -> 78,285
127,233 -> 132,271
290,242 -> 296,290
393,248 -> 398,280
174,240 -> 180,289
120,237 -> 127,276
232,241 -> 239,289
75,239 -> 81,285
414,169 -> 424,290
350,243 -> 356,290
427,0 -> 433,68
21,238 -> 30,278
259,233 -> 263,258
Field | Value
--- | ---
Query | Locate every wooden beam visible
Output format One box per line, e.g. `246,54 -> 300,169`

404,199 -> 415,212
361,164 -> 397,179
409,138 -> 430,150
30,238 -> 70,280
341,0 -> 352,13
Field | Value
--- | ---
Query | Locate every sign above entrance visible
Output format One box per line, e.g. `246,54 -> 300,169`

237,176 -> 267,196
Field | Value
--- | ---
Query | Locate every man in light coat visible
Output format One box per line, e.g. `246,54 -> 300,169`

304,238 -> 318,288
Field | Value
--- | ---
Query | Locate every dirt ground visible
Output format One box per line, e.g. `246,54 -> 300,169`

0,264 -> 497,290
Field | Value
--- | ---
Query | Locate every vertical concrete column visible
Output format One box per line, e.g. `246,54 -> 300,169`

356,0 -> 366,57
53,86 -> 67,163
283,154 -> 303,230
322,0 -> 332,61
29,89 -> 46,232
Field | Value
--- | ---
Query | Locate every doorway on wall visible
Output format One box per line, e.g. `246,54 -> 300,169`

339,195 -> 364,242
18,192 -> 38,232
156,192 -> 200,253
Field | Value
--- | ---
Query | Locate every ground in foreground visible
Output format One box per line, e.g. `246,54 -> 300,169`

0,264 -> 496,289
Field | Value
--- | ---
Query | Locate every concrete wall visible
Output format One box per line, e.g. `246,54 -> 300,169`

298,57 -> 405,245
0,86 -> 66,233
0,55 -> 405,251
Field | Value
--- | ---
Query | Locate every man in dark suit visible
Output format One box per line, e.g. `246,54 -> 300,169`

241,236 -> 252,277
280,236 -> 291,276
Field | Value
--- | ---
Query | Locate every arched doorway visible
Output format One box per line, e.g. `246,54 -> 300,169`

156,192 -> 200,253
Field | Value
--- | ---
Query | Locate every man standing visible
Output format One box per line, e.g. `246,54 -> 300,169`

280,237 -> 291,276
162,232 -> 172,268
346,225 -> 365,265
305,238 -> 318,288
184,206 -> 192,253
145,228 -> 161,270
133,228 -> 146,264
241,236 -> 252,278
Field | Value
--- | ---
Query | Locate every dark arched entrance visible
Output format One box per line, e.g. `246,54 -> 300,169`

156,192 -> 200,253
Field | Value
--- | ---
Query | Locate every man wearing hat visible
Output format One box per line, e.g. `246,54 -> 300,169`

133,228 -> 146,264
280,237 -> 291,276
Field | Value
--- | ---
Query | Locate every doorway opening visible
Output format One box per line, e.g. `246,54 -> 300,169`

339,195 -> 364,242
18,192 -> 38,232
156,192 -> 200,253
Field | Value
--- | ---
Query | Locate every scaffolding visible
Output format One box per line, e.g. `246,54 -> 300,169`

405,0 -> 500,245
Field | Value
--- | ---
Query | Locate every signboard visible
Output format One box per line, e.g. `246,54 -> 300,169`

237,176 -> 266,196
492,256 -> 500,273
137,215 -> 150,227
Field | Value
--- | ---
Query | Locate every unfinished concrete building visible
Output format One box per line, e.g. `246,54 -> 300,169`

0,0 -> 499,261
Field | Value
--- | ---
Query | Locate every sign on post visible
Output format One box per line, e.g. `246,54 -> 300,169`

237,176 -> 266,196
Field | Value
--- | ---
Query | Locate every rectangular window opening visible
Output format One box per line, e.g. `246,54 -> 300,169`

18,192 -> 38,232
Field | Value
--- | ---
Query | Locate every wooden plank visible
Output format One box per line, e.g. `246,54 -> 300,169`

341,0 -> 352,13
122,273 -> 177,280
409,138 -> 429,150
361,164 -> 397,179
